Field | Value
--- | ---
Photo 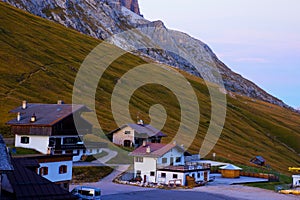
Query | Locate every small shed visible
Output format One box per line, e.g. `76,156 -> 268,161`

219,164 -> 242,178
250,156 -> 266,166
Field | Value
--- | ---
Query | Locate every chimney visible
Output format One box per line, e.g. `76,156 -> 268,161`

146,146 -> 151,153
30,113 -> 36,123
57,100 -> 64,105
22,100 -> 27,109
137,119 -> 144,125
17,112 -> 21,122
142,140 -> 147,147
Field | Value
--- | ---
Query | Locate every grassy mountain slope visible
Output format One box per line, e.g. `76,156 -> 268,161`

0,2 -> 299,173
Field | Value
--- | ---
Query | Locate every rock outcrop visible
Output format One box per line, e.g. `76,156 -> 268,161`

2,0 -> 290,109
120,0 -> 140,15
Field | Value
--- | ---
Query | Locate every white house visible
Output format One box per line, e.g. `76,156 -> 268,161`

34,155 -> 73,190
6,101 -> 106,161
292,174 -> 300,187
110,120 -> 167,148
129,142 -> 210,186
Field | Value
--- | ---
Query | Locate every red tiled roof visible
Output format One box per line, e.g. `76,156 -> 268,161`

6,103 -> 90,126
129,143 -> 184,158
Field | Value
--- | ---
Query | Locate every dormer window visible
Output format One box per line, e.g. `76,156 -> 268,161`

30,113 -> 36,123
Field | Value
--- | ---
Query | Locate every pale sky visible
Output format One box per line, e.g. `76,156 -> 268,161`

139,0 -> 300,108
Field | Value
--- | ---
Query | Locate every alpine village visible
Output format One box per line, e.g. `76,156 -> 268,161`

0,0 -> 299,200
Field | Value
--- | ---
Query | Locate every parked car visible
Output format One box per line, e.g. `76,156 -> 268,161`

71,186 -> 101,200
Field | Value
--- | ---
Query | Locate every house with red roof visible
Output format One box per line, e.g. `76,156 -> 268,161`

129,142 -> 210,186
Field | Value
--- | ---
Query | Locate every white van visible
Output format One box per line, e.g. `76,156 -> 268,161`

71,186 -> 101,200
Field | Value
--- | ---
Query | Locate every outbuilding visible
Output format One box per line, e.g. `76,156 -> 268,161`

219,164 -> 242,178
292,174 -> 300,187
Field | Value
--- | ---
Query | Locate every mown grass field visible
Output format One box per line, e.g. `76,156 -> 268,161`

0,2 -> 299,175
72,166 -> 113,183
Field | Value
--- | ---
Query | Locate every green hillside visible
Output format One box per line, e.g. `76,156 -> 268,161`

0,2 -> 299,174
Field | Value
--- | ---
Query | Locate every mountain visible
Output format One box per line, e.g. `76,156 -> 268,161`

0,2 -> 299,173
2,0 -> 290,109
120,0 -> 140,15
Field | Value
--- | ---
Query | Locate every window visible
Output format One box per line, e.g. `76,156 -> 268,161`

97,149 -> 100,153
39,167 -> 48,176
162,158 -> 167,164
161,173 -> 166,178
136,170 -> 141,177
176,157 -> 181,163
197,172 -> 201,178
125,131 -> 131,134
59,165 -> 67,174
173,174 -> 178,179
20,136 -> 29,144
150,171 -> 155,176
135,157 -> 143,163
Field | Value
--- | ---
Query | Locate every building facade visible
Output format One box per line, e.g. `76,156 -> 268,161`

129,143 -> 210,186
110,121 -> 167,148
7,101 -> 103,161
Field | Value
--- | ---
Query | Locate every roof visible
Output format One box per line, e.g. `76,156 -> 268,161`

129,143 -> 184,158
0,135 -> 14,171
6,103 -> 91,126
110,123 -> 167,138
255,156 -> 265,162
219,164 -> 242,171
6,157 -> 76,200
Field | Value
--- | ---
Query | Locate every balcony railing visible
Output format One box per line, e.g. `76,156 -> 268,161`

158,163 -> 211,172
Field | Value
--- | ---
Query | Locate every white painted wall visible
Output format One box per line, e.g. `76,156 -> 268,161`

292,175 -> 300,187
15,134 -> 49,154
113,126 -> 135,146
38,160 -> 72,182
134,157 -> 157,183
157,170 -> 185,185
157,147 -> 184,167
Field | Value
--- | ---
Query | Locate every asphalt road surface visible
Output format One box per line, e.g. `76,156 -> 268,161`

102,190 -> 240,200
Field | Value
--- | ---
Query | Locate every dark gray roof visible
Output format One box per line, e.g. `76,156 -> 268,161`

6,103 -> 91,126
110,124 -> 167,138
0,135 -> 13,171
6,157 -> 76,200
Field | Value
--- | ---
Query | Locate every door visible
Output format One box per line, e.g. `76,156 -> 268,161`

204,171 -> 208,181
170,157 -> 174,166
124,140 -> 131,147
55,138 -> 61,149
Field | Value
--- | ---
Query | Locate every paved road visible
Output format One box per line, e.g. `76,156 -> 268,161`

102,190 -> 241,200
92,148 -> 118,164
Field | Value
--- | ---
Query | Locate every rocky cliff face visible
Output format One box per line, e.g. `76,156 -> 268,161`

120,0 -> 140,15
2,0 -> 289,108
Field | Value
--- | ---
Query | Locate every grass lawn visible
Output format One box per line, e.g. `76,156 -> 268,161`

72,166 -> 113,183
10,147 -> 40,155
0,1 -> 300,175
